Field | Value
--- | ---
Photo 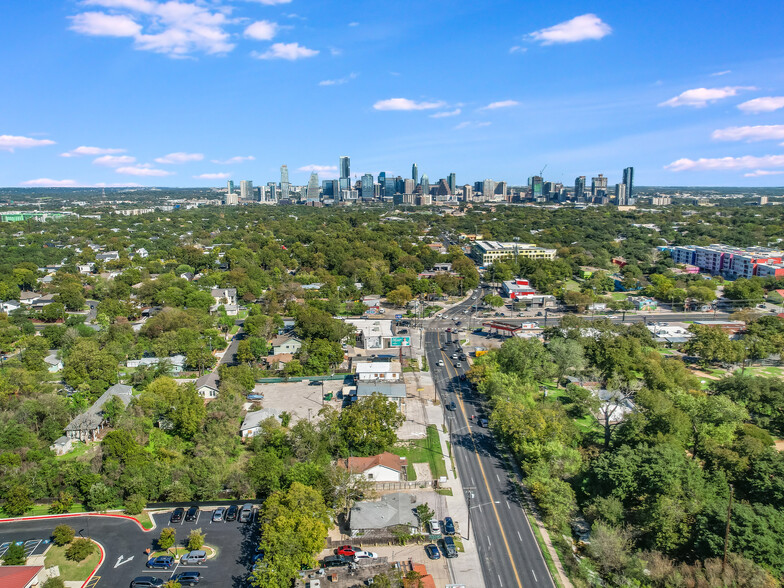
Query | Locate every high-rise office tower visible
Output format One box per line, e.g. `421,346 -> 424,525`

412,163 -> 418,184
437,179 -> 451,196
280,165 -> 290,200
615,183 -> 628,206
622,167 -> 634,200
240,180 -> 253,200
575,176 -> 586,201
403,178 -> 415,194
227,180 -> 234,194
384,177 -> 396,196
322,180 -> 333,197
463,184 -> 473,201
591,174 -> 607,198
267,182 -> 278,202
530,176 -> 543,199
495,181 -> 508,199
420,174 -> 430,195
448,172 -> 456,195
361,174 -> 374,200
307,173 -> 319,202
483,179 -> 496,198
340,156 -> 350,179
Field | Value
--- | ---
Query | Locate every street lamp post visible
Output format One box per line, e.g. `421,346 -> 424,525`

465,489 -> 475,540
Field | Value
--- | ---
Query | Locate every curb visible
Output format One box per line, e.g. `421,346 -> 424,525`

0,512 -> 154,533
82,538 -> 106,588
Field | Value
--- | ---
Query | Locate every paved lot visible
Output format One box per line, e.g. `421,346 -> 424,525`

0,508 -> 260,588
253,380 -> 346,424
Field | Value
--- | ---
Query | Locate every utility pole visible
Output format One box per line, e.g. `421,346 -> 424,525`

465,488 -> 475,541
722,483 -> 734,574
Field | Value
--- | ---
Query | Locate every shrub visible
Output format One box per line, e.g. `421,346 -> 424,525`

65,538 -> 96,562
43,578 -> 66,588
49,492 -> 74,515
187,528 -> 205,551
2,542 -> 26,565
158,527 -> 176,550
52,525 -> 75,546
124,494 -> 147,516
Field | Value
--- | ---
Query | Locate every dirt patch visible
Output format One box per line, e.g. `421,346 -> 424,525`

689,369 -> 721,381
775,440 -> 784,452
413,463 -> 432,481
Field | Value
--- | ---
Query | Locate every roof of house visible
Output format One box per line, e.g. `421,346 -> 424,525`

211,287 -> 236,296
410,565 -> 437,588
270,334 -> 301,347
44,352 -> 61,366
64,383 -> 133,432
339,452 -> 406,475
0,566 -> 44,588
19,291 -> 42,301
195,371 -> 220,391
349,492 -> 420,531
355,361 -> 401,374
356,381 -> 407,399
241,408 -> 285,431
265,353 -> 294,365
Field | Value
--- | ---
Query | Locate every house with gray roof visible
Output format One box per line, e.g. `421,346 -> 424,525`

195,371 -> 219,398
355,381 -> 407,407
64,383 -> 133,442
349,492 -> 421,536
240,408 -> 286,439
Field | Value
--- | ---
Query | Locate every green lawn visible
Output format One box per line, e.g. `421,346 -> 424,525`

57,442 -> 98,461
392,425 -> 447,480
564,280 -> 581,292
44,542 -> 101,582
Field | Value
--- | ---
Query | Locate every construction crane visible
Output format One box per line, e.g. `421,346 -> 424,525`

539,164 -> 547,178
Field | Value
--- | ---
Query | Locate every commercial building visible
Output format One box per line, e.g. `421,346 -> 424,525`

412,162 -> 418,183
471,241 -> 557,266
280,164 -> 290,199
591,174 -> 608,199
501,278 -> 537,299
623,167 -> 634,200
340,155 -> 350,179
669,244 -> 784,278
354,360 -> 402,382
344,319 -> 392,349
615,183 -> 628,206
306,172 -> 320,202
240,180 -> 253,200
448,172 -> 456,194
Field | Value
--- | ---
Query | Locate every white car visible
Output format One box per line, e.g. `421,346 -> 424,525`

428,520 -> 441,535
437,360 -> 444,366
353,551 -> 378,560
455,362 -> 462,368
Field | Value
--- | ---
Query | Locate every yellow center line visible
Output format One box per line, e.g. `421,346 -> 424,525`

437,337 -> 524,588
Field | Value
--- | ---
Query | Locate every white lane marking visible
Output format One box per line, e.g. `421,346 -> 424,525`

496,474 -> 500,482
498,574 -> 503,586
487,536 -> 492,547
517,531 -> 522,541
114,555 -> 134,568
506,500 -> 511,510
532,569 -> 538,582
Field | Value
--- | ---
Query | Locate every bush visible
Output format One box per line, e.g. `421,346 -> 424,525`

2,542 -> 25,565
187,528 -> 205,551
49,492 -> 74,515
43,578 -> 66,588
52,525 -> 75,546
124,494 -> 147,516
65,538 -> 96,562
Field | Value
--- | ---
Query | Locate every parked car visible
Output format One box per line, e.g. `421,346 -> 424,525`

181,550 -> 207,565
444,517 -> 455,535
247,394 -> 264,400
322,555 -> 352,568
130,576 -> 164,587
336,545 -> 357,557
353,550 -> 378,560
185,506 -> 199,522
424,544 -> 441,560
225,504 -> 238,521
146,556 -> 174,569
170,507 -> 184,523
428,520 -> 441,535
442,536 -> 458,558
238,503 -> 254,523
451,354 -> 458,360
459,354 -> 467,361
212,507 -> 225,522
479,418 -> 489,428
170,572 -> 201,586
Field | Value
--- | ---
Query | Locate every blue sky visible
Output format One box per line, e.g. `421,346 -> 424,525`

1,0 -> 783,188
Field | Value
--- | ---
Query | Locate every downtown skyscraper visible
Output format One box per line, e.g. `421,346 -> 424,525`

340,156 -> 350,180
412,163 -> 418,184
623,167 -> 634,200
280,165 -> 290,200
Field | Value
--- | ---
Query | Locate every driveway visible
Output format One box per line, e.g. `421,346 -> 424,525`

0,509 -> 260,588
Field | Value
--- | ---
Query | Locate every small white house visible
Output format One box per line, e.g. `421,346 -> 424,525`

240,408 -> 285,439
354,361 -> 402,382
338,452 -> 407,482
44,352 -> 63,373
270,335 -> 303,355
0,300 -> 21,314
195,371 -> 219,398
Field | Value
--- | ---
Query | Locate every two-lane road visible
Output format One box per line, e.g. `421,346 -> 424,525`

425,329 -> 553,588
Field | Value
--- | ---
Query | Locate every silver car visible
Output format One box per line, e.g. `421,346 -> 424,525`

212,507 -> 225,522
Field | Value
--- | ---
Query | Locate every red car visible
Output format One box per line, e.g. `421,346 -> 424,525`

336,545 -> 356,557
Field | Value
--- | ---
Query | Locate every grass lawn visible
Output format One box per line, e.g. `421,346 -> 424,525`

11,503 -> 88,517
564,280 -> 581,292
237,309 -> 249,320
135,510 -> 154,530
392,425 -> 447,480
229,325 -> 240,335
56,442 -> 98,461
610,292 -> 629,301
44,542 -> 101,582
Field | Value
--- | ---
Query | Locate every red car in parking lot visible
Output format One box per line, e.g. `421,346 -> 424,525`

336,545 -> 356,557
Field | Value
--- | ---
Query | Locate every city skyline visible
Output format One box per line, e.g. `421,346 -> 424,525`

1,1 -> 783,188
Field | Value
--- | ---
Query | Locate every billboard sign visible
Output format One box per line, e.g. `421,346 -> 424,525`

390,336 -> 411,347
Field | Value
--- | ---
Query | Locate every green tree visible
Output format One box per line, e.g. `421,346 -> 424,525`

158,527 -> 176,550
65,538 -> 96,562
49,492 -> 74,514
387,285 -> 413,307
187,528 -> 205,550
3,486 -> 33,516
337,394 -> 404,455
124,494 -> 147,516
3,542 -> 25,565
415,503 -> 435,526
53,525 -> 75,546
62,338 -> 118,396
483,294 -> 505,308
548,338 -> 586,386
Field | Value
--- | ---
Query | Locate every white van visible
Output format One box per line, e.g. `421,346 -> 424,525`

181,550 -> 207,565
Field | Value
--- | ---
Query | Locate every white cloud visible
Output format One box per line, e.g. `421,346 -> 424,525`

61,145 -> 126,157
70,12 -> 142,37
116,165 -> 175,176
194,172 -> 231,179
253,42 -> 319,60
710,70 -> 731,76
659,86 -> 756,108
0,135 -> 56,152
244,20 -> 278,41
744,169 -> 784,177
20,178 -> 79,187
93,154 -> 136,166
373,98 -> 446,111
71,1 -> 235,57
348,22 -> 359,27
430,108 -> 462,118
509,46 -> 527,54
528,14 -> 611,45
711,125 -> 784,144
319,73 -> 358,86
154,152 -> 203,164
329,47 -> 342,56
480,100 -> 520,110
297,165 -> 337,173
737,96 -> 784,114
665,154 -> 784,172
211,155 -> 255,164
244,0 -> 292,4
455,121 -> 492,130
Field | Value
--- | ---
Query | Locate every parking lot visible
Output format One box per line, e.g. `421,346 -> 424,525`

0,507 -> 261,588
251,379 -> 346,424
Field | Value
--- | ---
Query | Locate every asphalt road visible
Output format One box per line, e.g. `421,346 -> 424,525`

0,510 -> 259,588
219,320 -> 245,367
424,292 -> 554,588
